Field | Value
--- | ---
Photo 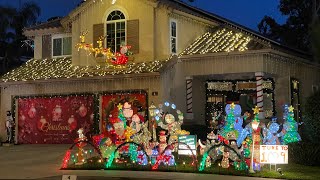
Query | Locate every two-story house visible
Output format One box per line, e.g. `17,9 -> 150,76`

0,0 -> 319,144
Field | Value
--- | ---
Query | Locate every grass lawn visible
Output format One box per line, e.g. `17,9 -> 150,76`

64,155 -> 320,180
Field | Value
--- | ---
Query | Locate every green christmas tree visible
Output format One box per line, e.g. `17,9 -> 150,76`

283,105 -> 301,144
219,103 -> 238,138
117,103 -> 127,128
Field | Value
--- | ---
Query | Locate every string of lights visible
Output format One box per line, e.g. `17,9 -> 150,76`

179,28 -> 251,56
1,57 -> 167,82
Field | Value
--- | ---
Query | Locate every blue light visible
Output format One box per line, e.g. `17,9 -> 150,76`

164,102 -> 170,107
171,104 -> 176,109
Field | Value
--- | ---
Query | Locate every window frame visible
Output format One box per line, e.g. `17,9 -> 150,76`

51,34 -> 72,58
105,10 -> 127,53
169,18 -> 178,54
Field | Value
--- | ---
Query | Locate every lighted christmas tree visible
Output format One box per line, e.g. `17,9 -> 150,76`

219,103 -> 238,139
117,103 -> 127,128
282,105 -> 301,144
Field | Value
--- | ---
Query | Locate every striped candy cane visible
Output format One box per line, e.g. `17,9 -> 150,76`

186,77 -> 193,113
255,72 -> 264,119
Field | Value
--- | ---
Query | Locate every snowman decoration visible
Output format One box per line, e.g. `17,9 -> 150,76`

158,113 -> 183,145
263,117 -> 282,145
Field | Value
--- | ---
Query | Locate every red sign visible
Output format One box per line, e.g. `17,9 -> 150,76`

18,95 -> 94,144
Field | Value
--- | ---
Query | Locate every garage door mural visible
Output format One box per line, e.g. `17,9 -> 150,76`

17,95 -> 94,144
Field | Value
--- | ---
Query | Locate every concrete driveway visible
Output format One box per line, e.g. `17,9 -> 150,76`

0,144 -> 277,180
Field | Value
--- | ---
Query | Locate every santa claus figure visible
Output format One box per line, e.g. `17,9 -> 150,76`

37,116 -> 47,131
68,115 -> 77,131
113,119 -> 125,145
28,104 -> 36,118
158,130 -> 167,154
130,114 -> 144,133
52,105 -> 62,121
79,104 -> 88,117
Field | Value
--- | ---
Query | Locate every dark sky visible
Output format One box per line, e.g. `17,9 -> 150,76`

0,0 -> 287,30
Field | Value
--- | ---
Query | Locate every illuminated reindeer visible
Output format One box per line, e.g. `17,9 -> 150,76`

75,30 -> 93,52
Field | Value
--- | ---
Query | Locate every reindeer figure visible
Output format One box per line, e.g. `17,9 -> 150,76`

80,30 -> 89,43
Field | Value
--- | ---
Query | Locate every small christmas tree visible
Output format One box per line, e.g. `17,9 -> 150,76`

117,103 -> 127,128
282,105 -> 301,144
219,103 -> 238,139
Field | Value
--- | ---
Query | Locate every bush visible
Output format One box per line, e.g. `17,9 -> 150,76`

303,90 -> 320,143
289,142 -> 320,166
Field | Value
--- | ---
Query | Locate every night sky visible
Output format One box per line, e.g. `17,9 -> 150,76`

0,0 -> 287,30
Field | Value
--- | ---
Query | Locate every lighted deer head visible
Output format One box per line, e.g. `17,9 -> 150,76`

80,30 -> 89,43
97,36 -> 106,48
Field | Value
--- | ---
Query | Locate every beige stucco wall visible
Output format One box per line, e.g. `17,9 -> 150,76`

70,0 -> 213,66
0,75 -> 161,142
33,36 -> 42,60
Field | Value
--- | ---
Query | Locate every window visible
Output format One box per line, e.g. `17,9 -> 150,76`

106,10 -> 126,53
170,19 -> 177,54
52,34 -> 72,57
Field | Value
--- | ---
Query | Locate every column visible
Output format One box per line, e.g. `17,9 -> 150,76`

255,72 -> 265,119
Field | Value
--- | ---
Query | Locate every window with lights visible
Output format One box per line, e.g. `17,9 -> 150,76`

106,10 -> 126,53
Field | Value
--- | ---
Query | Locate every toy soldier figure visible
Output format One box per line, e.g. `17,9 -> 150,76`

6,111 -> 14,143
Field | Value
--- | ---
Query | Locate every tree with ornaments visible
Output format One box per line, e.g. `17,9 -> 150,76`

219,103 -> 238,140
282,105 -> 301,144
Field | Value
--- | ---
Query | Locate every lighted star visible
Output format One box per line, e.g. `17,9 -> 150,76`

230,102 -> 235,109
288,105 -> 294,112
117,103 -> 123,110
253,106 -> 260,115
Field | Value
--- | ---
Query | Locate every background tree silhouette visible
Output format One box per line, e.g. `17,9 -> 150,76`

0,2 -> 40,75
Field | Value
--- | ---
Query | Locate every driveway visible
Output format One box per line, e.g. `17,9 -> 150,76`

0,144 -> 277,180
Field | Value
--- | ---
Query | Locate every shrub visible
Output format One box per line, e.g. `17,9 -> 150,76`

303,90 -> 320,143
289,142 -> 320,166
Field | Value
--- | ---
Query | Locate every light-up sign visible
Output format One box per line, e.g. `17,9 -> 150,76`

178,135 -> 197,155
260,145 -> 288,164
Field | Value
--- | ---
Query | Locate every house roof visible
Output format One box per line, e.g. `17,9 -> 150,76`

164,0 -> 311,58
0,58 -> 166,83
179,28 -> 267,56
23,18 -> 62,31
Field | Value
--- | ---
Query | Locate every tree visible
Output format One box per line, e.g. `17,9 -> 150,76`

282,105 -> 301,144
219,103 -> 237,139
0,2 -> 40,74
303,90 -> 320,143
258,0 -> 314,53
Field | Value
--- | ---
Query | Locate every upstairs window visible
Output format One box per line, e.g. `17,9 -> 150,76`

106,10 -> 126,52
52,34 -> 72,57
170,19 -> 177,54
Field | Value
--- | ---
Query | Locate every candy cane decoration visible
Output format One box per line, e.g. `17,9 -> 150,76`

186,77 -> 193,113
255,72 -> 264,119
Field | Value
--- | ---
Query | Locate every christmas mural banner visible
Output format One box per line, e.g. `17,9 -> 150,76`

101,92 -> 147,132
18,95 -> 95,144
